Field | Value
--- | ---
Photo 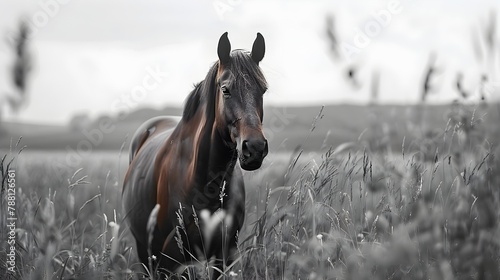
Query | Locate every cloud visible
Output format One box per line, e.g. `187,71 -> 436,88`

1,0 -> 499,124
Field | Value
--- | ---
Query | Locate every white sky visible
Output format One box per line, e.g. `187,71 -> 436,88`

0,0 -> 499,124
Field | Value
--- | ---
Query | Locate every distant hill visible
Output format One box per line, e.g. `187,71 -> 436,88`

120,106 -> 183,123
1,103 -> 498,153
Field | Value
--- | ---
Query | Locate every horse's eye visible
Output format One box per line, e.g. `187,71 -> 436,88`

221,85 -> 231,98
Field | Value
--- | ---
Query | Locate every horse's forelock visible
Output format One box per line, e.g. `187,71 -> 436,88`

229,51 -> 267,91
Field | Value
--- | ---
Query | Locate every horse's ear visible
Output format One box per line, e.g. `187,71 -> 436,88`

251,32 -> 265,64
217,32 -> 231,65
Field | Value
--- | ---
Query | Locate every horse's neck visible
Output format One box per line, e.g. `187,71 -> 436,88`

209,128 -> 237,177
197,124 -> 235,179
189,88 -> 236,188
178,110 -> 235,212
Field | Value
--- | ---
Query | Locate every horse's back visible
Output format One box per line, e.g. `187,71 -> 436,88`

129,116 -> 181,163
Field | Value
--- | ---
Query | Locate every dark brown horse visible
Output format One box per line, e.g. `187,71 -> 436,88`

122,32 -> 268,278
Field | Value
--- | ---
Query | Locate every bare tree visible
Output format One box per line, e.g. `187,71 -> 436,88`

325,15 -> 340,60
326,14 -> 380,100
471,10 -> 498,101
455,72 -> 469,99
1,20 -> 32,122
420,52 -> 439,102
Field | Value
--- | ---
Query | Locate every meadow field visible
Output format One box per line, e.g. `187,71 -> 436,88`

1,102 -> 500,279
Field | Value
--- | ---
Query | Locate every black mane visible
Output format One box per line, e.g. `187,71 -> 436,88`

182,62 -> 219,121
182,83 -> 201,121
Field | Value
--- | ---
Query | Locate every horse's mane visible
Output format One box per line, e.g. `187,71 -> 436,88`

182,62 -> 219,121
182,83 -> 202,121
182,50 -> 267,122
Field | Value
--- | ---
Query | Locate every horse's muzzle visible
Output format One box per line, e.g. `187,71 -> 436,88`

239,138 -> 268,171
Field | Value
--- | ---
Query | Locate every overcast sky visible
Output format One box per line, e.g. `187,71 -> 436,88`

0,0 -> 499,124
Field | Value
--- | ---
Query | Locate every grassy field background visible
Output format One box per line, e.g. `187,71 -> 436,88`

1,102 -> 500,279
2,103 -> 499,152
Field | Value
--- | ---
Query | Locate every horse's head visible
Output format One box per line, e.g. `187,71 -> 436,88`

215,32 -> 268,171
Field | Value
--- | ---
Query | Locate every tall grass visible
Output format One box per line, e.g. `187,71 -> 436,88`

1,102 -> 500,279
238,102 -> 500,280
0,149 -> 137,279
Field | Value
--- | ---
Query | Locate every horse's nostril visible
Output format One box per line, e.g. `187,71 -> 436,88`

242,140 -> 251,158
241,138 -> 268,162
263,140 -> 269,156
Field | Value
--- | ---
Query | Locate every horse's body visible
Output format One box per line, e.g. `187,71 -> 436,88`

122,33 -> 268,277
